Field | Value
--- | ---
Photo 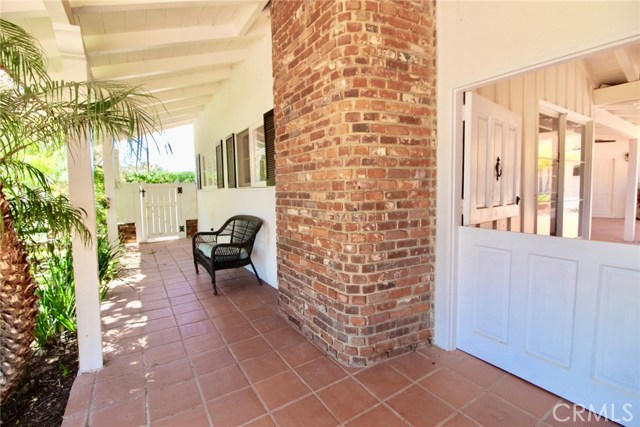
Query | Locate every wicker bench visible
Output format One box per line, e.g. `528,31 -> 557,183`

192,215 -> 263,295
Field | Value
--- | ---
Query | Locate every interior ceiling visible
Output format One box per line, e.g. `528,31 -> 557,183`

1,0 -> 270,130
585,42 -> 640,140
0,1 -> 637,137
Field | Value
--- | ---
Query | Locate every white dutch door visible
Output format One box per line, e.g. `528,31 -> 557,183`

458,93 -> 640,426
140,183 -> 185,242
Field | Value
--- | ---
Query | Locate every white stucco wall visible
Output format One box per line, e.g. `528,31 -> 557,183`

193,32 -> 277,287
435,1 -> 640,349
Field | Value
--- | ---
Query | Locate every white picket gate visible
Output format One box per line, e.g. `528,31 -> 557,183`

116,182 -> 197,243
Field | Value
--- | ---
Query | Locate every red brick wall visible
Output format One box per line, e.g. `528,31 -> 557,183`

186,219 -> 198,238
118,223 -> 136,243
271,0 -> 436,366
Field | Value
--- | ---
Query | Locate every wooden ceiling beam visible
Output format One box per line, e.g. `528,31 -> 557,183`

83,24 -> 237,55
233,2 -> 267,36
614,48 -> 640,83
594,81 -> 640,106
155,106 -> 204,124
153,95 -> 213,112
123,68 -> 231,92
70,1 -> 252,14
90,49 -> 245,79
594,107 -> 640,139
159,118 -> 195,130
150,83 -> 220,103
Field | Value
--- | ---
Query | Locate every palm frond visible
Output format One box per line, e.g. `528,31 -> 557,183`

0,158 -> 52,191
37,80 -> 160,145
0,87 -> 66,162
7,187 -> 91,246
0,19 -> 50,87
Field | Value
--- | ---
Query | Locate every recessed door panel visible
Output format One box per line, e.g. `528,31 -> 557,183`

594,266 -> 640,393
525,255 -> 578,367
472,247 -> 511,343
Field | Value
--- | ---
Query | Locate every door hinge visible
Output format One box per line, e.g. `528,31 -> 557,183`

177,186 -> 183,194
179,225 -> 185,232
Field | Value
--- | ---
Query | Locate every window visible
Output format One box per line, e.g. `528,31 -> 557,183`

205,109 -> 274,191
195,154 -> 201,189
252,124 -> 267,183
236,129 -> 252,187
200,149 -> 216,188
236,122 -> 267,187
536,102 -> 590,238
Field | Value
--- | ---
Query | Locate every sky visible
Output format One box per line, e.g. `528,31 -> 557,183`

118,124 -> 195,172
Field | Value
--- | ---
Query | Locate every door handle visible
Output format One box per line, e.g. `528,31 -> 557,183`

495,157 -> 502,181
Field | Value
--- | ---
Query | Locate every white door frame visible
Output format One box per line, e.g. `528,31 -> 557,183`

434,36 -> 640,351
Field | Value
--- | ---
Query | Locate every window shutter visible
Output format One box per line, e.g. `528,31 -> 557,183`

225,134 -> 237,188
216,141 -> 224,188
264,109 -> 276,186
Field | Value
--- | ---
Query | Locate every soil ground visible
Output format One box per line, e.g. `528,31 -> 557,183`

1,341 -> 78,427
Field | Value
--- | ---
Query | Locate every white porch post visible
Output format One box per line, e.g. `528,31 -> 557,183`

67,141 -> 104,372
103,140 -> 119,246
50,14 -> 104,372
624,138 -> 639,242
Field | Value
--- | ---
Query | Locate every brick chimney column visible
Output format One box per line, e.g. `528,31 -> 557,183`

271,0 -> 436,366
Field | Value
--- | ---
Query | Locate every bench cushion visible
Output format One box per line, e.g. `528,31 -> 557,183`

197,243 -> 249,261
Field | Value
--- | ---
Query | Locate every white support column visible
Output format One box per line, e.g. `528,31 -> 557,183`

624,139 -> 638,242
67,139 -> 103,372
103,140 -> 119,246
49,9 -> 104,372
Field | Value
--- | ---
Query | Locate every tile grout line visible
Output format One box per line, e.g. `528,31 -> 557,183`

210,270 -> 341,425
162,245 -> 215,427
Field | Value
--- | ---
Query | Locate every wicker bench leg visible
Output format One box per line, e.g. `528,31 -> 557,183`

211,270 -> 218,295
249,261 -> 262,287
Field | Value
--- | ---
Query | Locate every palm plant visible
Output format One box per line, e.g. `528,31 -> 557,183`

0,19 -> 159,401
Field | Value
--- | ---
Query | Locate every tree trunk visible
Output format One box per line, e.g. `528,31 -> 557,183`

0,184 -> 37,402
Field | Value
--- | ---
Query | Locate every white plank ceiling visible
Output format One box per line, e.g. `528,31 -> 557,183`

1,0 -> 270,130
0,1 -> 637,135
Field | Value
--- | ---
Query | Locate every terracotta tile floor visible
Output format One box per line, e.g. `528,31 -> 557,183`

62,239 -> 620,427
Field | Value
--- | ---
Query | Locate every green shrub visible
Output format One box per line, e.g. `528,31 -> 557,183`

123,169 -> 195,183
33,235 -> 121,347
34,244 -> 76,346
96,235 -> 121,299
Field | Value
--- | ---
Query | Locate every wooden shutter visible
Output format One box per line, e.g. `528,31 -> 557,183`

225,134 -> 236,188
462,92 -> 522,225
216,141 -> 224,188
264,109 -> 276,186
